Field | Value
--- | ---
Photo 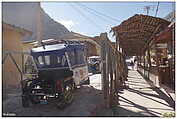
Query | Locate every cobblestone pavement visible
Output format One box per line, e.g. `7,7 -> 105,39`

113,70 -> 175,117
3,74 -> 112,117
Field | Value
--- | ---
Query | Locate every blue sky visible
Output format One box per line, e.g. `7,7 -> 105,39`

41,2 -> 175,41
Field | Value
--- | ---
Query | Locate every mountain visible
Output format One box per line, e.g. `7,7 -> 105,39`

2,2 -> 70,42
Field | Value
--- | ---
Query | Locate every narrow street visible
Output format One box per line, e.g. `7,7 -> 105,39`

2,2 -> 175,117
3,73 -> 113,117
113,70 -> 175,117
3,70 -> 175,117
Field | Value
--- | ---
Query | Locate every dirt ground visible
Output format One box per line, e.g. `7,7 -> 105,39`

2,74 -> 113,117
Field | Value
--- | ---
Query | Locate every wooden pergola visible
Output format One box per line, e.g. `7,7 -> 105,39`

112,14 -> 170,56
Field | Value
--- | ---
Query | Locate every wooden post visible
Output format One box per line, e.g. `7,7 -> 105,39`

100,32 -> 126,108
109,52 -> 113,107
144,52 -> 146,76
21,53 -> 24,82
155,47 -> 160,84
140,53 -> 142,67
100,35 -> 106,91
22,53 -> 24,74
147,47 -> 151,79
148,48 -> 151,67
106,46 -> 110,108
115,55 -> 118,90
100,33 -> 110,108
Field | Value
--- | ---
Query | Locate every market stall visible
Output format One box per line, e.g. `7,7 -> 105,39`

148,22 -> 175,89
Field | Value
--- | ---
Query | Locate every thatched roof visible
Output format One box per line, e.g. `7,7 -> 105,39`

112,14 -> 170,56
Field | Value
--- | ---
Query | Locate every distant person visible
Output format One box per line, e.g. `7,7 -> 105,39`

130,61 -> 134,70
134,59 -> 137,63
134,59 -> 137,70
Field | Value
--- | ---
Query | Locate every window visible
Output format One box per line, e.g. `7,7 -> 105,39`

81,51 -> 86,63
57,55 -> 67,66
49,55 -> 58,66
67,50 -> 86,66
38,56 -> 44,65
80,51 -> 86,64
79,51 -> 84,64
67,51 -> 76,66
76,50 -> 86,65
44,55 -> 50,65
61,55 -> 67,66
57,56 -> 62,64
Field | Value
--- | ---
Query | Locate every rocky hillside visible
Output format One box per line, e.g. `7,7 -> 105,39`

2,2 -> 70,42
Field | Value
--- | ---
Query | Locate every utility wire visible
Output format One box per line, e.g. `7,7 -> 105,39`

75,3 -> 117,24
75,3 -> 118,34
76,3 -> 119,22
69,3 -> 105,31
155,2 -> 159,17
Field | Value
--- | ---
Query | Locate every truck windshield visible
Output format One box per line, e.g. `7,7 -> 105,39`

35,54 -> 68,68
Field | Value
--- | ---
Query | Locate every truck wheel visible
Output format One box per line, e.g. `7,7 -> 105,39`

22,95 -> 29,107
64,84 -> 74,104
57,83 -> 74,109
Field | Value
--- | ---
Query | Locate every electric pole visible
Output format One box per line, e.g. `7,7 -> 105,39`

155,2 -> 159,17
144,5 -> 155,15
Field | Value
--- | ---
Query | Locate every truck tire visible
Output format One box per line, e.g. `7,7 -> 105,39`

64,83 -> 74,104
57,83 -> 74,109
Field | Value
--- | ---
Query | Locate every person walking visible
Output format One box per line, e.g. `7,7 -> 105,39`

130,60 -> 134,70
134,59 -> 137,70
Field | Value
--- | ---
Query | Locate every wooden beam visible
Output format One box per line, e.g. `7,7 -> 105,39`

143,24 -> 162,51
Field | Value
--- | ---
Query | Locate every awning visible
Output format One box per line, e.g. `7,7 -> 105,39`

154,22 -> 174,44
112,14 -> 170,56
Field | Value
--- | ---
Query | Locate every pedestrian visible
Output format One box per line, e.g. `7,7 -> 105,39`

134,59 -> 137,70
134,59 -> 137,63
130,61 -> 134,70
